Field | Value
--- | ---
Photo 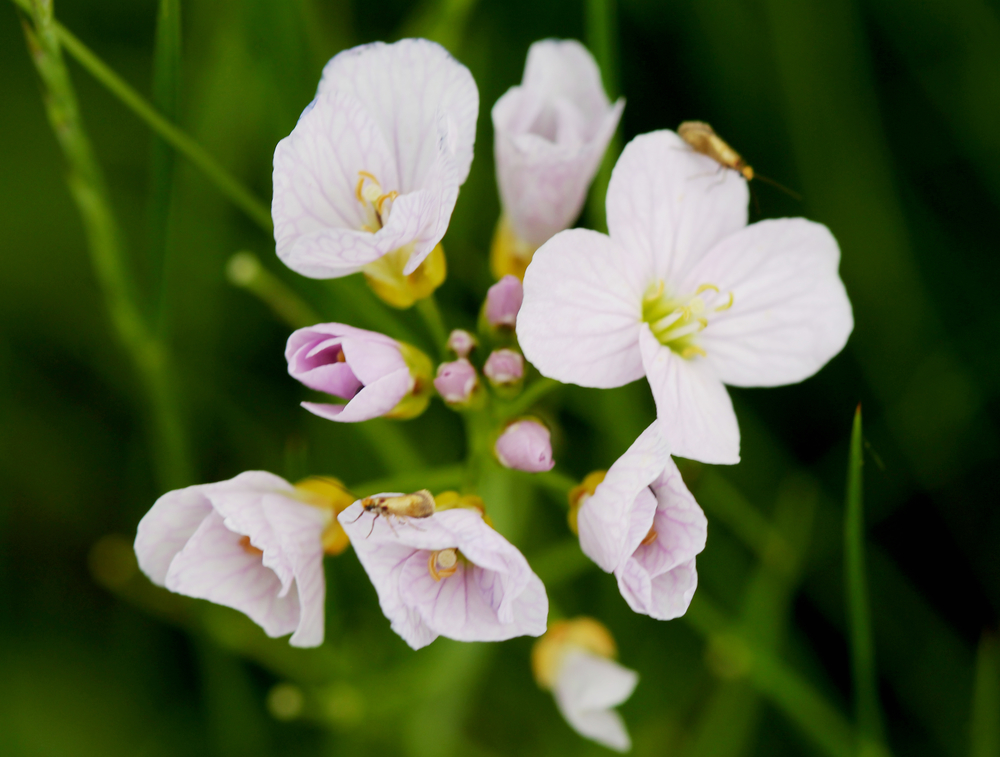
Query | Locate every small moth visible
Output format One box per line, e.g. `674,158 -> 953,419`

677,121 -> 754,180
360,489 -> 435,519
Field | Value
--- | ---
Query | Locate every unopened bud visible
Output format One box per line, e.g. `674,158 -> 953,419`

485,275 -> 523,328
495,419 -> 554,472
446,329 -> 478,358
434,359 -> 480,406
483,349 -> 524,389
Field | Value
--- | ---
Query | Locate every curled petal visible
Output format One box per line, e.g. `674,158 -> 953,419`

639,326 -> 740,464
553,649 -> 638,752
577,422 -> 669,572
606,130 -> 749,286
301,367 -> 413,422
518,229 -> 646,388
692,218 -> 854,387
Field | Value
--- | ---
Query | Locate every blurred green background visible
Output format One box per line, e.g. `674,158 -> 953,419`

2,0 -> 999,755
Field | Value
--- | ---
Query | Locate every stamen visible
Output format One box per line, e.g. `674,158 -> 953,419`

641,279 -> 733,360
640,527 -> 658,546
715,292 -> 734,312
428,549 -> 459,581
239,535 -> 263,557
695,284 -> 720,295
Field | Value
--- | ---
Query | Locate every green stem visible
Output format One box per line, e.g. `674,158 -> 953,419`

415,295 -> 448,357
845,405 -> 886,747
496,377 -> 561,421
20,0 -> 192,491
9,0 -> 273,233
227,252 -> 321,329
585,0 -> 621,234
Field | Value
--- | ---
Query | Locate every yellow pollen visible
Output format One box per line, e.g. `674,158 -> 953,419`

428,549 -> 459,581
642,279 -> 733,360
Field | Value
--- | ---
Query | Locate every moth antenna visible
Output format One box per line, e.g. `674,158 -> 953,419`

349,509 -> 366,525
366,514 -> 379,539
754,173 -> 802,201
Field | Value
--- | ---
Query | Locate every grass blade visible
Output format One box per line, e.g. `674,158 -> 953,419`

845,404 -> 887,747
585,0 -> 621,234
971,633 -> 1000,757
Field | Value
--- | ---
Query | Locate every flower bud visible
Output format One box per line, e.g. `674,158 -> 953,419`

484,349 -> 525,392
434,358 -> 480,406
446,329 -> 478,358
363,243 -> 447,309
495,419 -> 554,472
485,275 -> 523,328
286,324 -> 433,422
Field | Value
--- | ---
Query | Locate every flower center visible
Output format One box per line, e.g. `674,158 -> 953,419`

641,280 -> 733,359
356,171 -> 398,232
428,548 -> 460,581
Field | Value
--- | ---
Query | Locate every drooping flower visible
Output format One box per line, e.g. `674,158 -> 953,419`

434,358 -> 480,406
134,471 -> 330,647
272,39 -> 478,288
339,499 -> 548,649
286,323 -> 433,422
577,422 -> 707,620
491,39 -> 624,279
495,419 -> 554,472
532,617 -> 638,752
517,130 -> 853,463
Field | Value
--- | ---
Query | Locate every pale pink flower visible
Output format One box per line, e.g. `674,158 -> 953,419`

554,650 -> 638,752
134,471 -> 328,647
286,323 -> 431,422
434,358 -> 479,405
483,349 -> 524,387
493,39 -> 624,247
339,501 -> 548,649
484,275 -> 524,328
446,329 -> 477,358
517,130 -> 853,463
495,419 -> 554,472
272,39 -> 478,279
578,422 -> 707,620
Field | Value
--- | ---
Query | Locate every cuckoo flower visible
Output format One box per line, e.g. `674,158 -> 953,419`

495,419 -> 554,472
134,472 -> 328,647
286,323 -> 432,422
533,618 -> 638,752
339,501 -> 547,649
577,422 -> 707,620
272,39 -> 478,280
491,39 -> 623,278
517,130 -> 853,463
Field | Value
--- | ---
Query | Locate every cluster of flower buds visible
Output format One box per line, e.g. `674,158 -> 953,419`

133,33 -> 852,752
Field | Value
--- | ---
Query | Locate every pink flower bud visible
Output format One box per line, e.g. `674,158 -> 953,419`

484,349 -> 525,387
485,275 -> 523,328
495,419 -> 554,472
434,359 -> 479,405
446,329 -> 478,358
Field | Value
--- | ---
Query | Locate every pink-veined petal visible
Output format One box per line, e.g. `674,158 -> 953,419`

135,486 -> 213,586
639,326 -> 740,464
606,130 -> 749,286
319,39 -> 479,188
554,649 -> 637,752
577,421 -> 669,572
301,366 -> 413,423
521,40 -> 612,127
691,218 -> 854,387
517,229 -> 646,388
165,511 -> 301,639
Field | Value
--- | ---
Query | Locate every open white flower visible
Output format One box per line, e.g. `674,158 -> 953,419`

339,500 -> 547,649
578,422 -> 707,620
134,472 -> 329,647
272,39 -> 478,279
517,130 -> 853,463
492,39 -> 623,250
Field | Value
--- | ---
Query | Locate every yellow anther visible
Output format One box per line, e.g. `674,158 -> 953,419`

644,279 -> 666,302
376,190 -> 398,216
715,292 -> 734,312
695,283 -> 720,295
428,549 -> 459,581
640,527 -> 658,546
239,535 -> 264,557
681,345 -> 707,359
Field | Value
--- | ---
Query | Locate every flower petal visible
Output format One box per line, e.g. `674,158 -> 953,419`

165,511 -> 301,639
606,130 -> 749,286
639,326 -> 740,464
301,367 -> 412,423
577,421 -> 669,572
272,91 -> 398,279
691,218 -> 854,387
319,39 -> 479,188
521,40 -> 614,127
517,228 -> 646,388
616,555 -> 698,621
135,486 -> 213,586
554,649 -> 637,752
